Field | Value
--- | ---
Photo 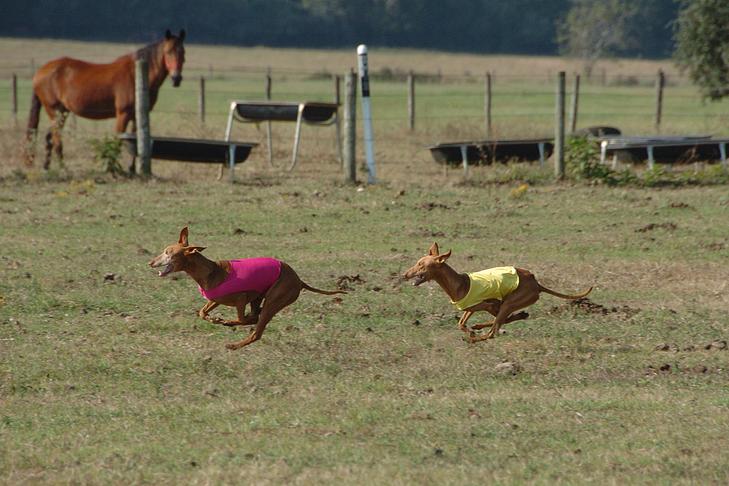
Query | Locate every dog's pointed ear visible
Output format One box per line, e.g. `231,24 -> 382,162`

178,227 -> 189,246
183,246 -> 206,256
435,249 -> 451,263
428,242 -> 440,256
179,29 -> 186,41
165,29 -> 173,39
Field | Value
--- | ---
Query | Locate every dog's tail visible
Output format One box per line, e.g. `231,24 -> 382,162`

538,284 -> 592,300
301,281 -> 347,295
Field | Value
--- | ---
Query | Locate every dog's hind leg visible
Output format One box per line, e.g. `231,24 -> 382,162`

471,311 -> 529,330
225,272 -> 302,350
470,294 -> 539,343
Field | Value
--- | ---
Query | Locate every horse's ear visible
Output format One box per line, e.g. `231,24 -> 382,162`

165,29 -> 172,39
179,29 -> 186,41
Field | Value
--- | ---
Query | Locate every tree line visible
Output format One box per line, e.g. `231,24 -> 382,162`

2,0 -> 679,58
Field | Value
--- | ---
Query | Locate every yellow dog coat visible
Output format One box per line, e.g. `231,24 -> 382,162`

451,266 -> 520,311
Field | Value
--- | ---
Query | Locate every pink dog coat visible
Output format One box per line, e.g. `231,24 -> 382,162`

199,258 -> 282,300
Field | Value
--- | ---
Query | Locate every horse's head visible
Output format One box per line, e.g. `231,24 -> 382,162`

163,29 -> 186,87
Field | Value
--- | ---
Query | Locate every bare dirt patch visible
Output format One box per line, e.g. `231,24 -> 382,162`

336,274 -> 366,291
636,222 -> 677,233
548,298 -> 640,317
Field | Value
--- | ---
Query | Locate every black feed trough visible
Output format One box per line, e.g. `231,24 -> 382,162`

119,134 -> 257,165
429,138 -> 554,166
233,101 -> 339,125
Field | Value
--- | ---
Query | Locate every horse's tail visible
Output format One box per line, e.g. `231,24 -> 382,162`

301,281 -> 347,296
25,90 -> 42,165
27,90 -> 41,139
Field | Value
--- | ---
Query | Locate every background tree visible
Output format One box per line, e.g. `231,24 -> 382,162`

557,0 -> 638,78
674,0 -> 729,100
1,0 -> 677,58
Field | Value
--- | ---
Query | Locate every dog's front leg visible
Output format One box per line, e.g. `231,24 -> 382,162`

457,311 -> 474,333
198,301 -> 220,322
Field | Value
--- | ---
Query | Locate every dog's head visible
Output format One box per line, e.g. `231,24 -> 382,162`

402,242 -> 451,286
149,226 -> 206,277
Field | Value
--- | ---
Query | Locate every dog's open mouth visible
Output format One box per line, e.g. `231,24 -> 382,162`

412,274 -> 427,286
157,263 -> 174,277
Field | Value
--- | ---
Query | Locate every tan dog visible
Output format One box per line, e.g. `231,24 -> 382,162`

149,227 -> 345,350
403,243 -> 592,343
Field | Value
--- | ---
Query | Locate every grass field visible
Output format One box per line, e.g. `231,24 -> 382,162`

1,38 -> 729,484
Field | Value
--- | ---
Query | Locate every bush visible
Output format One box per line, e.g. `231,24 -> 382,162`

564,136 -> 729,187
89,136 -> 124,176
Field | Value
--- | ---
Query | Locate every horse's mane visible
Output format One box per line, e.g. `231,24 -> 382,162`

134,40 -> 163,62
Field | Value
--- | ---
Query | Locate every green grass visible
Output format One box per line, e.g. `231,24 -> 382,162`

1,178 -> 729,484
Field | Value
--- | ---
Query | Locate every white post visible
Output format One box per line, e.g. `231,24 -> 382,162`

357,44 -> 376,184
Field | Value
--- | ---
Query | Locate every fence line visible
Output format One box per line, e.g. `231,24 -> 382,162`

3,65 -> 728,141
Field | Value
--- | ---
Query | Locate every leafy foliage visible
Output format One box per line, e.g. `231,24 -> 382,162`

1,0 -> 677,57
89,136 -> 124,176
564,137 -> 729,187
557,0 -> 638,77
674,0 -> 729,100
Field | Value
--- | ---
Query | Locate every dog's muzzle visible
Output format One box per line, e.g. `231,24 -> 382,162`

149,256 -> 174,277
171,73 -> 182,87
411,274 -> 427,286
156,263 -> 175,277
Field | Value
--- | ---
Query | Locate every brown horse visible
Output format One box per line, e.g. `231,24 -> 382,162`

26,29 -> 186,170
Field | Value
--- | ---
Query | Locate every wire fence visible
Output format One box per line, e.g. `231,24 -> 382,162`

1,63 -> 728,145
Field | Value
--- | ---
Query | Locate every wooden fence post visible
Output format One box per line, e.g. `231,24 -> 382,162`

407,70 -> 415,131
11,74 -> 17,127
484,71 -> 492,137
655,69 -> 665,133
343,70 -> 357,183
569,74 -> 580,133
555,71 -> 566,180
135,57 -> 151,176
265,67 -> 273,165
334,74 -> 343,163
198,76 -> 206,124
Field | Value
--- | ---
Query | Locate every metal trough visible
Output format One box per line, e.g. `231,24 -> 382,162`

597,135 -> 728,169
119,134 -> 258,180
429,139 -> 554,173
225,101 -> 341,172
232,101 -> 338,124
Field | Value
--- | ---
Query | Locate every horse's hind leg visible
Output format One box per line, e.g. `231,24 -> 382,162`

43,130 -> 53,170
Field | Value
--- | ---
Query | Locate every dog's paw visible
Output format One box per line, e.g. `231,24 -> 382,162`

225,343 -> 239,350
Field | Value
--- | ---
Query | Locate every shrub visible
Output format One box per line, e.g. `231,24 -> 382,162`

89,136 -> 124,175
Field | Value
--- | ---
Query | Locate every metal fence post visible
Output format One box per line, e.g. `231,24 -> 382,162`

485,72 -> 492,137
407,70 -> 415,131
569,74 -> 580,133
11,74 -> 17,127
343,70 -> 357,183
198,76 -> 206,124
265,67 -> 273,165
655,69 -> 665,133
334,74 -> 343,163
135,57 -> 151,176
555,71 -> 566,180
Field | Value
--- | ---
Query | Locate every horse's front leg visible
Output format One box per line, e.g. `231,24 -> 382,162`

115,110 -> 136,173
51,110 -> 69,167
